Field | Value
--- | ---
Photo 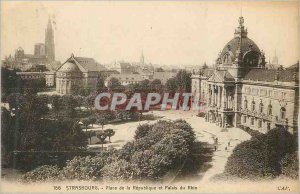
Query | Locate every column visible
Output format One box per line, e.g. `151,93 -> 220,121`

209,84 -> 212,105
214,86 -> 217,106
64,80 -> 67,94
224,87 -> 227,109
234,85 -> 238,111
211,85 -> 215,105
216,86 -> 219,107
219,86 -> 222,108
220,87 -> 224,109
68,81 -> 71,94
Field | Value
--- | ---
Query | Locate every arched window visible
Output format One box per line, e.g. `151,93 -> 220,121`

258,119 -> 262,128
259,102 -> 264,113
280,107 -> 286,120
242,51 -> 259,67
267,105 -> 272,116
244,100 -> 248,109
223,53 -> 232,64
251,101 -> 256,111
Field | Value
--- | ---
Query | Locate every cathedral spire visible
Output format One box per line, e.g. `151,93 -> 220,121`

45,16 -> 55,62
272,49 -> 279,65
140,50 -> 145,65
47,16 -> 53,30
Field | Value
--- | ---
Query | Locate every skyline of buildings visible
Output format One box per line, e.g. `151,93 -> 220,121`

191,16 -> 299,134
2,2 -> 298,67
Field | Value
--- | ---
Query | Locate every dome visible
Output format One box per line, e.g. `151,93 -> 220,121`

221,37 -> 260,59
216,17 -> 265,68
58,60 -> 80,72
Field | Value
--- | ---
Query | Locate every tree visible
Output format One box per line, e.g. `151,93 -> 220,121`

140,79 -> 150,88
224,127 -> 297,179
61,155 -> 104,181
84,95 -> 95,113
134,123 -> 153,140
155,67 -> 164,72
102,159 -> 138,181
96,131 -> 107,148
175,70 -> 191,93
81,118 -> 91,132
96,75 -> 105,91
60,95 -> 78,118
1,67 -> 21,101
85,131 -> 96,144
41,119 -> 88,151
97,116 -> 107,130
104,129 -> 115,143
50,95 -> 62,112
150,79 -> 163,92
20,165 -> 62,183
165,78 -> 177,94
107,77 -> 121,91
280,152 -> 299,179
89,116 -> 97,127
116,109 -> 129,121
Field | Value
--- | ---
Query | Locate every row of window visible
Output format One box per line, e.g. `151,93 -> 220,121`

244,88 -> 287,99
243,100 -> 286,119
243,116 -> 263,128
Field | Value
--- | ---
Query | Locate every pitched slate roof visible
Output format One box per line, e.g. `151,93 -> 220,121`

286,62 -> 299,70
75,57 -> 107,72
243,69 -> 298,82
56,55 -> 107,73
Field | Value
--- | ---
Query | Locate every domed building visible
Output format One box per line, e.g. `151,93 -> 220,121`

56,54 -> 107,94
191,17 -> 298,134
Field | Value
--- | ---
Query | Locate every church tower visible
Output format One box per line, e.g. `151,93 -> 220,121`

45,17 -> 55,62
140,51 -> 145,65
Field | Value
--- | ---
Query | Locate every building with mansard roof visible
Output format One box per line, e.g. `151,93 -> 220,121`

191,16 -> 299,134
55,54 -> 107,94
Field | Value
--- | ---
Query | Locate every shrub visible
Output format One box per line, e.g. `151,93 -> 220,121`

130,150 -> 171,180
240,126 -> 263,137
109,119 -> 195,181
21,165 -> 62,183
225,127 -> 297,179
61,149 -> 117,181
101,159 -> 138,181
19,120 -> 198,182
134,123 -> 153,140
280,152 -> 299,179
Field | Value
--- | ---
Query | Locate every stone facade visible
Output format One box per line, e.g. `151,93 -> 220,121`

191,16 -> 299,134
45,71 -> 56,87
16,72 -> 45,80
56,54 -> 106,95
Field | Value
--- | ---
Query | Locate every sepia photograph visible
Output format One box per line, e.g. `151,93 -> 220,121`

1,1 -> 299,193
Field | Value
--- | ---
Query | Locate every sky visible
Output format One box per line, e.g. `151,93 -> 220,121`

1,1 -> 299,67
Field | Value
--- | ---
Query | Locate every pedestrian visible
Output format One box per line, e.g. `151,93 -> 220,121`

214,145 -> 217,151
225,146 -> 227,151
228,141 -> 230,146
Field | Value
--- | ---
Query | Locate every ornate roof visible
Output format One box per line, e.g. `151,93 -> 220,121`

56,54 -> 107,73
221,37 -> 260,60
58,60 -> 80,72
218,17 -> 263,67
